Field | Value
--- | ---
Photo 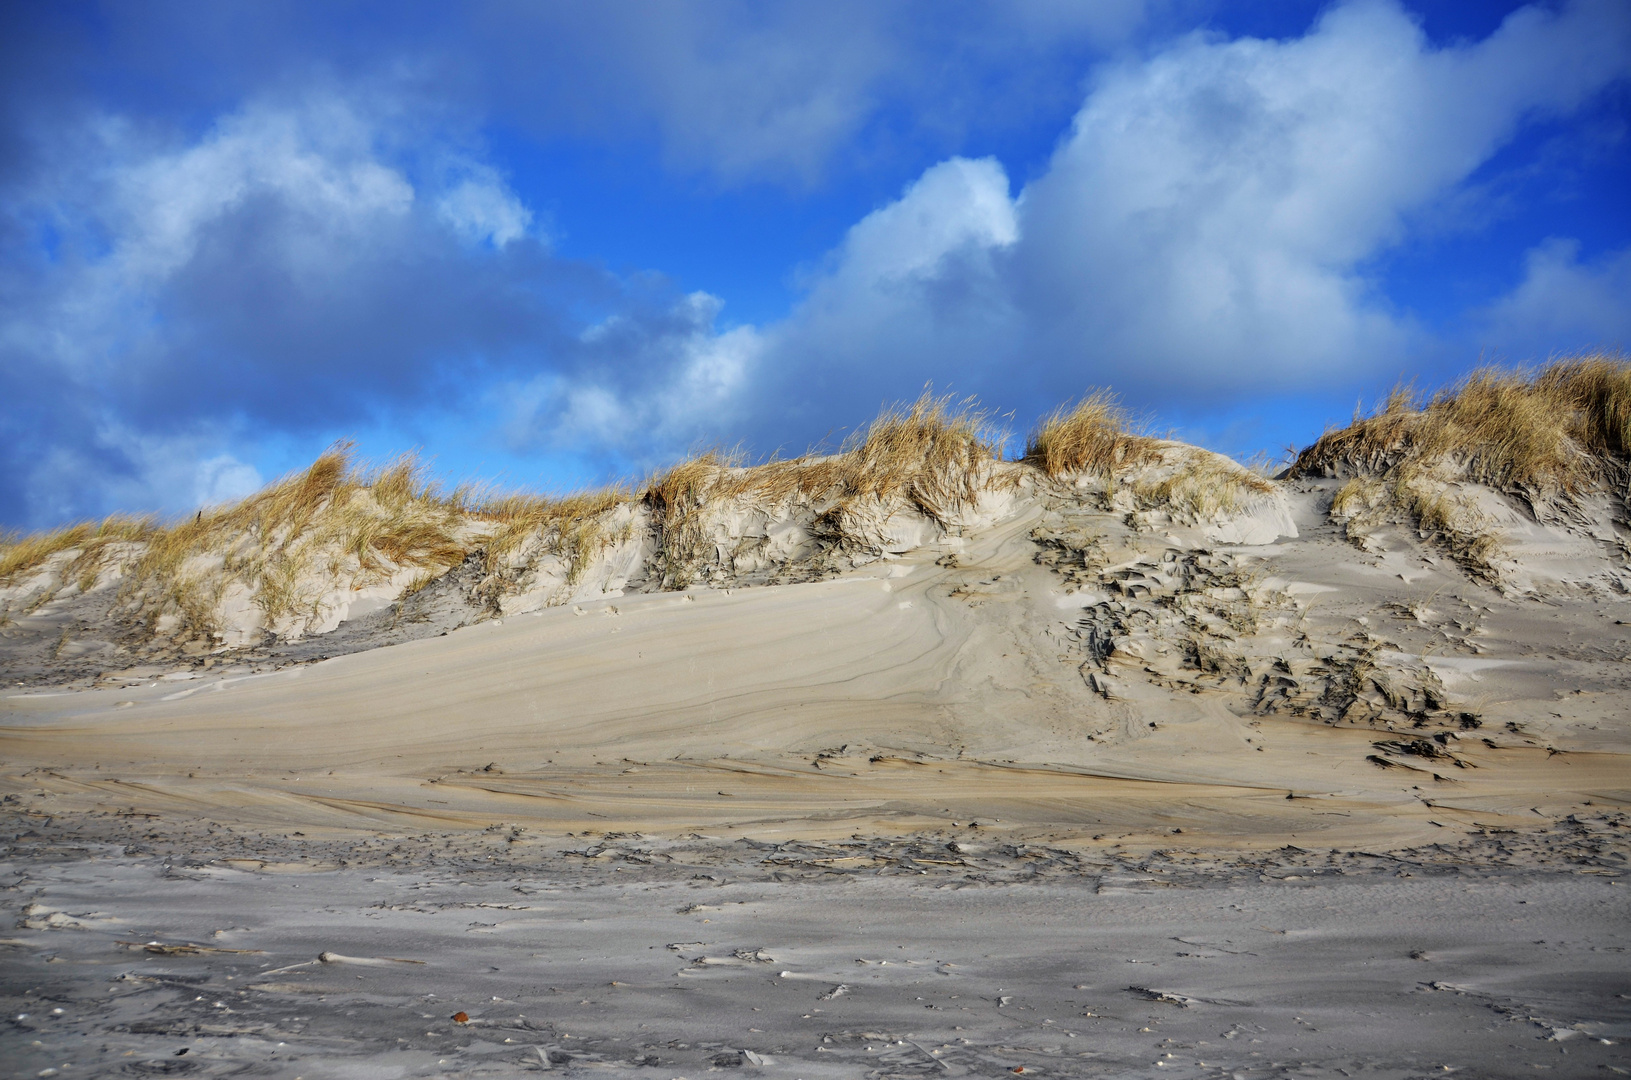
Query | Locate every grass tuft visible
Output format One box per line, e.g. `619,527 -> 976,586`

1290,353 -> 1631,493
1023,391 -> 1162,477
473,487 -> 635,585
642,392 -> 1002,586
0,516 -> 155,583
1130,454 -> 1276,519
1291,354 -> 1631,570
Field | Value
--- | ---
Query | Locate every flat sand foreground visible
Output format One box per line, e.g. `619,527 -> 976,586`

2,834 -> 1628,1079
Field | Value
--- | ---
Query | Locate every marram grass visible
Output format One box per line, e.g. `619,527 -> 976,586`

7,358 -> 1623,633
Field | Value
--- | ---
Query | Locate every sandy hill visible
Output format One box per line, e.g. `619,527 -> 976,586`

1,358 -> 1628,852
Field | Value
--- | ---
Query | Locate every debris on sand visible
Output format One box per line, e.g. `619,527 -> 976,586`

115,940 -> 262,956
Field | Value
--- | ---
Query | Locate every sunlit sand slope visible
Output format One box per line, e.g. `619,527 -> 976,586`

5,477 -> 1626,851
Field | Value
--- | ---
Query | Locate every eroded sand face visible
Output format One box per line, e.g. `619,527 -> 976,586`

4,482 -> 1628,848
2,480 -> 1629,1076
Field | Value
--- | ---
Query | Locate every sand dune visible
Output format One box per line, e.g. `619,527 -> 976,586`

3,371 -> 1629,1077
4,473 -> 1627,848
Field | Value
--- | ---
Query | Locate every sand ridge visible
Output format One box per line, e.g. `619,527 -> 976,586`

4,480 -> 1628,852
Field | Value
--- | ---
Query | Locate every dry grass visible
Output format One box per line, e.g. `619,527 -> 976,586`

1332,474 -> 1502,568
1024,391 -> 1163,478
1023,390 -> 1273,519
1,388 -> 1291,637
473,487 -> 634,585
119,447 -> 472,630
643,392 -> 1002,586
838,392 -> 999,510
1290,353 -> 1631,493
647,391 -> 998,514
0,442 -> 645,639
232,450 -> 474,623
0,447 -> 484,639
1130,453 -> 1277,519
0,516 -> 154,583
1291,354 -> 1631,571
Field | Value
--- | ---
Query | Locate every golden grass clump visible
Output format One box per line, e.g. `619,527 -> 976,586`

1023,390 -> 1273,520
647,391 -> 998,518
1286,353 -> 1631,572
0,516 -> 155,584
473,487 -> 634,585
641,393 -> 1002,587
55,446 -> 482,638
1290,353 -> 1631,493
0,524 -> 94,581
234,449 -> 479,622
1023,390 -> 1162,478
1534,354 -> 1631,462
112,447 -> 369,633
1131,454 -> 1276,519
837,392 -> 998,511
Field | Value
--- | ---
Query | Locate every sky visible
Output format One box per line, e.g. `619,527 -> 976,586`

2,0 -> 1628,530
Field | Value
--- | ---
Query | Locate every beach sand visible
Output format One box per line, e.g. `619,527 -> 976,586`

3,475 -> 1629,1076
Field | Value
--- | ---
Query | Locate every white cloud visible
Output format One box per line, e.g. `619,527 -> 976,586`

723,0 -> 1631,427
1012,0 -> 1631,396
7,1 -> 1629,527
744,157 -> 1021,426
19,426 -> 265,526
1,94 -> 551,525
112,101 -> 415,287
1477,238 -> 1631,357
436,174 -> 534,247
503,291 -> 761,462
473,2 -> 1157,183
815,156 -> 1017,288
194,454 -> 265,509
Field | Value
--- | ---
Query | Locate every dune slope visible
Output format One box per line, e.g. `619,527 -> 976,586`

3,464 -> 1626,851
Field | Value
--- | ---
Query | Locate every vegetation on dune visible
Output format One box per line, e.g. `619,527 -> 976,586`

1291,353 -> 1631,492
0,516 -> 155,585
117,447 -> 478,636
10,358 -> 1622,643
1025,391 -> 1274,518
1290,352 -> 1631,569
0,386 -> 1284,629
1130,453 -> 1277,520
645,392 -> 1001,586
1024,391 -> 1161,478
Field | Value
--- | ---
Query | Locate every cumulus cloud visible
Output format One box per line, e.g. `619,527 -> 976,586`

0,0 -> 1155,191
111,102 -> 416,285
436,173 -> 534,248
376,0 -> 1631,467
1477,238 -> 1631,357
9,422 -> 264,529
723,0 -> 1631,446
0,95 -> 701,525
502,292 -> 761,464
4,0 -> 1629,529
1012,0 -> 1631,398
744,157 -> 1021,434
462,0 -> 1154,183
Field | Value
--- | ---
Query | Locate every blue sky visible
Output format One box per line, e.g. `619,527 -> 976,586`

2,0 -> 1628,529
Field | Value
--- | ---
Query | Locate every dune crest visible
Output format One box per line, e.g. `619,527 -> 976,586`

1,391 -> 1293,670
1288,354 -> 1631,597
0,360 -> 1626,857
